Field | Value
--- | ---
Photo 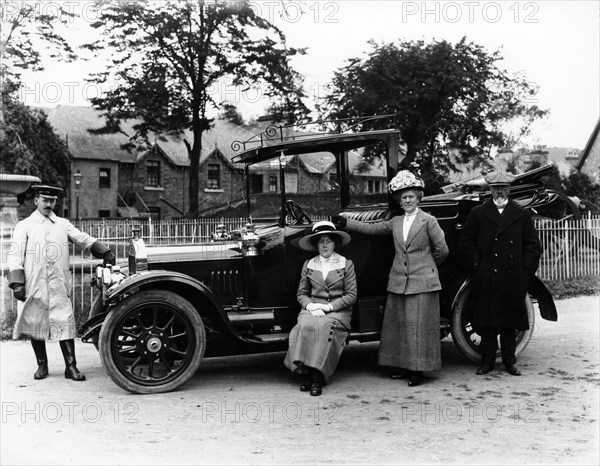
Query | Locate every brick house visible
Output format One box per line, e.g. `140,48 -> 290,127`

45,106 -> 254,218
44,105 -> 388,219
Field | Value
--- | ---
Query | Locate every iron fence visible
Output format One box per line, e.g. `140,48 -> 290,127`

1,215 -> 599,321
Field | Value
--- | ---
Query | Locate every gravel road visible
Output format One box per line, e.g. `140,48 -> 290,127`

1,295 -> 598,465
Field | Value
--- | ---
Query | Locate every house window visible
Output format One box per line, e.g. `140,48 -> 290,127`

98,210 -> 110,218
207,164 -> 220,189
368,180 -> 374,193
147,161 -> 161,187
99,168 -> 111,188
269,176 -> 277,192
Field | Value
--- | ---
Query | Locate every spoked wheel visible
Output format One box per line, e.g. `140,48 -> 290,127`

450,280 -> 535,364
98,290 -> 205,394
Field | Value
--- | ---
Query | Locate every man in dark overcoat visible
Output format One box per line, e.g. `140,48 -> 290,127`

458,170 -> 542,376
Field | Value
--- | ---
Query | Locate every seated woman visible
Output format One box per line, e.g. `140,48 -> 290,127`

284,221 -> 358,396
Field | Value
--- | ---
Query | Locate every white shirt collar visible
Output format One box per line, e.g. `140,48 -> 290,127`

319,253 -> 340,263
493,199 -> 508,208
404,208 -> 419,218
307,252 -> 346,272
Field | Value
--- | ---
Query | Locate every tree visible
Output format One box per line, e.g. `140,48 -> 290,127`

0,95 -> 71,191
219,103 -> 244,126
318,37 -> 548,193
0,1 -> 75,186
562,169 -> 600,214
83,0 -> 309,216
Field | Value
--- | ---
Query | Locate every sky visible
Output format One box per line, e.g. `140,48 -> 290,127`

14,0 -> 600,150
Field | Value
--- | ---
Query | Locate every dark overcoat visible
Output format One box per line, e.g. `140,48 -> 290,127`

458,199 -> 542,330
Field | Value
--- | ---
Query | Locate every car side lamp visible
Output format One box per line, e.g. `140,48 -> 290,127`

95,264 -> 126,295
212,223 -> 231,241
241,222 -> 259,257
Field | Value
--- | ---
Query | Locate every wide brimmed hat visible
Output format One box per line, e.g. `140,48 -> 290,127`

31,185 -> 64,199
297,220 -> 351,252
388,170 -> 425,193
484,170 -> 515,186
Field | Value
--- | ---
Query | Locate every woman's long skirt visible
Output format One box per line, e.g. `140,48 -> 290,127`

284,310 -> 349,382
377,291 -> 442,372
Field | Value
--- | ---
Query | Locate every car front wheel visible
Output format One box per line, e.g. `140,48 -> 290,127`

98,290 -> 206,394
450,281 -> 535,364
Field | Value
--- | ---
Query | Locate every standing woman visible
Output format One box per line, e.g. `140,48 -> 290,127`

334,170 -> 448,386
284,221 -> 357,396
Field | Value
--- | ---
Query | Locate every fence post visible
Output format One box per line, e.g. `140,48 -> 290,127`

564,221 -> 571,279
149,217 -> 153,244
0,228 -> 6,319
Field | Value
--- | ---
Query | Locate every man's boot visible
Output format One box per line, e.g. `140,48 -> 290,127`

30,339 -> 49,380
59,339 -> 86,381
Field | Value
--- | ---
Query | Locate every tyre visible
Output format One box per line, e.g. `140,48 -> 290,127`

450,281 -> 535,364
98,290 -> 206,394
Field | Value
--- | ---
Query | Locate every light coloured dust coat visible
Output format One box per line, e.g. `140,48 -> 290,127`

7,210 -> 97,341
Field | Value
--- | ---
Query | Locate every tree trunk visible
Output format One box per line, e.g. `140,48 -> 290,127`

400,143 -> 417,169
186,111 -> 211,217
185,138 -> 201,217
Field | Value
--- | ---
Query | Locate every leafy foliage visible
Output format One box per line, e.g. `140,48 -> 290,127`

0,92 -> 71,191
0,2 -> 76,188
0,1 -> 76,78
318,37 -> 548,194
83,0 -> 309,215
542,275 -> 600,300
219,103 -> 244,125
562,169 -> 600,214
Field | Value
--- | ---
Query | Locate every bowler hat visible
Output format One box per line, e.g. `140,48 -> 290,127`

388,170 -> 425,194
297,221 -> 351,252
31,185 -> 64,199
484,171 -> 515,186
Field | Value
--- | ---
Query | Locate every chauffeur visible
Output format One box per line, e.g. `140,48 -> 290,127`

7,185 -> 116,381
458,170 -> 542,376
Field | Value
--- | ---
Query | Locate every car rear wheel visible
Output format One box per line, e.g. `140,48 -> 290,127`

98,290 -> 205,394
450,281 -> 535,364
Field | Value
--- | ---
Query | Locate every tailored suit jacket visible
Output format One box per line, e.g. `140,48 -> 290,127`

346,209 -> 449,295
296,253 -> 357,328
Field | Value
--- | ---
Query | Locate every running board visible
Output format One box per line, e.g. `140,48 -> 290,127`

252,332 -> 290,343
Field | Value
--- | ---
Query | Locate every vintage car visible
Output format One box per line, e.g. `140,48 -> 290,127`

81,125 -> 573,394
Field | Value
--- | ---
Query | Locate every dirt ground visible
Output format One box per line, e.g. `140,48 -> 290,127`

1,295 -> 598,465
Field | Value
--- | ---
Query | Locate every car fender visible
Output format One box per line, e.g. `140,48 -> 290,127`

86,270 -> 254,342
